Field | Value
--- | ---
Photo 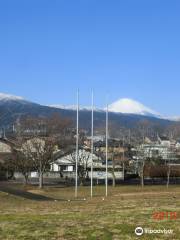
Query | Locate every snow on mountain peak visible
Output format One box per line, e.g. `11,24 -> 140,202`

108,98 -> 160,116
50,98 -> 160,117
49,104 -> 102,112
0,93 -> 24,101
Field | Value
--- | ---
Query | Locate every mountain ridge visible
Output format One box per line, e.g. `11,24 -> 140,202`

0,92 -> 178,139
0,92 -> 178,120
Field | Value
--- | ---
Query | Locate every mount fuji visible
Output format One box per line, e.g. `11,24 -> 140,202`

108,98 -> 161,117
0,93 -> 173,119
52,98 -> 161,118
0,92 -> 177,135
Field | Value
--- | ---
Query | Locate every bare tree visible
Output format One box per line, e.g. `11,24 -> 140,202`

97,139 -> 129,187
46,113 -> 72,137
166,164 -> 171,189
16,113 -> 72,139
136,145 -> 150,188
166,164 -> 180,188
12,148 -> 33,185
22,137 -> 56,188
67,149 -> 91,186
14,114 -> 72,188
108,150 -> 122,187
111,151 -> 116,188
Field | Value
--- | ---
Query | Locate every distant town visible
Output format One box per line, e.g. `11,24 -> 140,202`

1,105 -> 180,189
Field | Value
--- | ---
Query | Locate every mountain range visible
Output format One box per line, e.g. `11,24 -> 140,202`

0,93 -> 177,138
50,98 -> 161,117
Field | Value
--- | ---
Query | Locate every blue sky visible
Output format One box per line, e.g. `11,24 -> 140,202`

0,0 -> 180,116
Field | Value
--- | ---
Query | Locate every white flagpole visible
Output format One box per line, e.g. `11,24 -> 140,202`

75,89 -> 79,198
105,99 -> 108,197
122,135 -> 125,181
91,90 -> 94,198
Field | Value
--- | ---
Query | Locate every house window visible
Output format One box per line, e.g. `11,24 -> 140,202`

60,165 -> 68,171
68,166 -> 73,172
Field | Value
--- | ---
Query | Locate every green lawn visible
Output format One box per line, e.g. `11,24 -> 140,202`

0,184 -> 180,240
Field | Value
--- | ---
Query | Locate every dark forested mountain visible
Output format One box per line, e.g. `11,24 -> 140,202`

0,93 -> 177,140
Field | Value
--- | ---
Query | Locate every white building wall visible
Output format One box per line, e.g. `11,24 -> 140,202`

88,171 -> 123,179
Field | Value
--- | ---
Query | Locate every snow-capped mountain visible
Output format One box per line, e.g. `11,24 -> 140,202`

49,104 -> 103,112
0,92 -> 177,136
0,93 -> 175,120
108,98 -> 161,117
51,98 -> 161,117
0,93 -> 25,102
163,116 -> 180,121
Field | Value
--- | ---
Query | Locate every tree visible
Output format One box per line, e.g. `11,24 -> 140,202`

67,149 -> 91,186
16,113 -> 71,139
0,157 -> 14,180
136,145 -> 153,188
166,164 -> 171,189
14,114 -> 72,188
111,151 -> 117,188
22,137 -> 56,188
46,113 -> 72,137
108,150 -> 123,187
95,139 -> 130,187
12,148 -> 33,185
165,164 -> 180,188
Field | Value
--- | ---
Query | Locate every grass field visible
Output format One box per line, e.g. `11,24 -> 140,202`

0,183 -> 180,240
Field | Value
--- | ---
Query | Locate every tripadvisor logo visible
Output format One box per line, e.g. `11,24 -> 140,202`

135,227 -> 144,236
